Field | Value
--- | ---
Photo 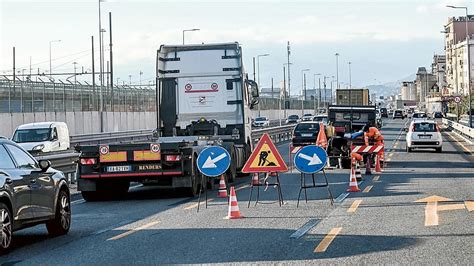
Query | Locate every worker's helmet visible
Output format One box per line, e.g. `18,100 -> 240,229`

362,123 -> 371,132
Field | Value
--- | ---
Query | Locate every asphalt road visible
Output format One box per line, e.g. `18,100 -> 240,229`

1,118 -> 473,264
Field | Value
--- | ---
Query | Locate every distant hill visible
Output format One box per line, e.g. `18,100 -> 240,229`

364,74 -> 416,98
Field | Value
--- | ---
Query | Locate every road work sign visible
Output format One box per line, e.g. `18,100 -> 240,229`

242,133 -> 288,173
197,146 -> 231,177
294,145 -> 327,174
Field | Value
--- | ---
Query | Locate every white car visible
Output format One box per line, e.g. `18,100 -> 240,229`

302,113 -> 313,121
252,116 -> 270,127
12,122 -> 70,153
405,119 -> 442,152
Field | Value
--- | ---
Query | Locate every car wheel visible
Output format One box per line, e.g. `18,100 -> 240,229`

46,189 -> 71,236
0,203 -> 12,255
406,146 -> 412,152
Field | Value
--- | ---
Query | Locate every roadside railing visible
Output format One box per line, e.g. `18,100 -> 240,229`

71,129 -> 154,145
442,118 -> 474,140
252,124 -> 295,144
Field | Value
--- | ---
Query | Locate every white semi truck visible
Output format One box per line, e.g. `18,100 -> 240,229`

76,42 -> 259,200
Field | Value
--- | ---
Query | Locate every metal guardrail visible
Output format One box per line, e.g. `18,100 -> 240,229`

71,129 -> 154,145
442,118 -> 474,139
252,124 -> 295,144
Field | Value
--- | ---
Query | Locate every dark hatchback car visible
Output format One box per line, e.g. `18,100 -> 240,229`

380,108 -> 388,118
292,122 -> 321,146
0,138 -> 71,254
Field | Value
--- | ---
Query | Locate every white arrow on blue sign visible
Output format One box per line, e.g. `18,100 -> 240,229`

197,146 -> 231,177
294,145 -> 328,174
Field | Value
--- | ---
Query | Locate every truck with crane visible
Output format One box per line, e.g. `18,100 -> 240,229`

76,42 -> 259,201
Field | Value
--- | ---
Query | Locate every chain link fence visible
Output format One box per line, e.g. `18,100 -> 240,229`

0,76 -> 156,113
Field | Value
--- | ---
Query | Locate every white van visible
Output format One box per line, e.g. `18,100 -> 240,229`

12,122 -> 70,153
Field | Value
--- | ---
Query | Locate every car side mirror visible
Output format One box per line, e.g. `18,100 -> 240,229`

38,160 -> 51,172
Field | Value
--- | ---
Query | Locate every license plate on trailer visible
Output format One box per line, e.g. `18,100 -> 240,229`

419,135 -> 431,139
106,166 -> 132,172
302,134 -> 313,137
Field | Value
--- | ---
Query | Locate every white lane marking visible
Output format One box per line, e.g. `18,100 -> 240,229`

72,199 -> 86,205
107,221 -> 160,241
334,193 -> 350,203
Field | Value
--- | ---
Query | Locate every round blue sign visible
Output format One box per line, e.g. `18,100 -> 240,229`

294,145 -> 328,174
197,146 -> 231,177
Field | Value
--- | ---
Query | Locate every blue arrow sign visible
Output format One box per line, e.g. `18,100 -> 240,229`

197,146 -> 231,177
294,145 -> 328,174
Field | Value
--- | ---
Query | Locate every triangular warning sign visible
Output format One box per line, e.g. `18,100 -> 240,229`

242,133 -> 288,173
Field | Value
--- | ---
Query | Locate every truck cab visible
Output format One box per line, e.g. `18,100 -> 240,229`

12,122 -> 70,153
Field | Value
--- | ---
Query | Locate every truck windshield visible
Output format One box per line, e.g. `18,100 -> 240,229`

13,128 -> 52,143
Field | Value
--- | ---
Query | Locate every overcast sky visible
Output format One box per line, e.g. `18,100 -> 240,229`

0,0 -> 471,94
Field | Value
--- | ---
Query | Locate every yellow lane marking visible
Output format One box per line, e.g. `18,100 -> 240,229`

373,175 -> 380,181
437,204 -> 466,211
184,199 -> 215,210
363,185 -> 373,193
464,201 -> 474,212
347,199 -> 362,213
314,227 -> 342,253
107,221 -> 160,241
415,195 -> 452,203
425,202 -> 438,227
448,132 -> 472,154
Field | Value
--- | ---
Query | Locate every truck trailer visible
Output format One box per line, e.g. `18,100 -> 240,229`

76,43 -> 258,201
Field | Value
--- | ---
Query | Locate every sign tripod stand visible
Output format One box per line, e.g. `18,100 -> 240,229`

297,169 -> 333,207
248,172 -> 284,207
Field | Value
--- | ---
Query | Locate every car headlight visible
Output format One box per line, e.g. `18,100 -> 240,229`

32,144 -> 45,151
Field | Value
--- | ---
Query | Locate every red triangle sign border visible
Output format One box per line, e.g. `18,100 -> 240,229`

242,133 -> 288,173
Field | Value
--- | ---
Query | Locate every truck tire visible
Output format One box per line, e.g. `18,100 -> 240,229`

81,191 -> 100,202
184,158 -> 200,197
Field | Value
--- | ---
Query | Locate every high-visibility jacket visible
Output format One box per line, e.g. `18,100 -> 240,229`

364,127 -> 384,146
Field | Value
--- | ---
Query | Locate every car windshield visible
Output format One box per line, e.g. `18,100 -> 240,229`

413,123 -> 436,132
13,128 -> 52,143
288,115 -> 299,119
295,123 -> 320,131
313,116 -> 327,122
255,117 -> 267,121
303,114 -> 312,117
395,111 -> 403,115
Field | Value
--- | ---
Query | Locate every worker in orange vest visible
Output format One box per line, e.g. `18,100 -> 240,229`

363,124 -> 384,146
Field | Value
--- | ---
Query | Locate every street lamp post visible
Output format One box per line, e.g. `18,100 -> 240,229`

348,61 -> 352,89
257,53 -> 270,116
49,40 -> 61,79
313,73 -> 321,112
447,5 -> 472,128
182,28 -> 200,45
301,69 -> 310,117
335,53 -> 340,90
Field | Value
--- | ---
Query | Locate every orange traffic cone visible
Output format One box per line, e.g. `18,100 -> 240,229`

217,175 -> 228,198
355,162 -> 363,181
365,156 -> 372,175
225,186 -> 243,219
316,122 -> 328,149
375,155 -> 383,173
347,167 -> 361,192
252,173 -> 260,185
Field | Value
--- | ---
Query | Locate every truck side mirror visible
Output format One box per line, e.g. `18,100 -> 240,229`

250,99 -> 259,110
247,80 -> 259,98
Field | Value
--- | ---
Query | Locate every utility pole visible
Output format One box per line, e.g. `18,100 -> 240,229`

287,41 -> 291,108
109,11 -> 114,112
283,65 -> 287,119
335,53 -> 340,90
91,36 -> 96,111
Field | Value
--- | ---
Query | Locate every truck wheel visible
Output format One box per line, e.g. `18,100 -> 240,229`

81,191 -> 100,202
187,162 -> 201,197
